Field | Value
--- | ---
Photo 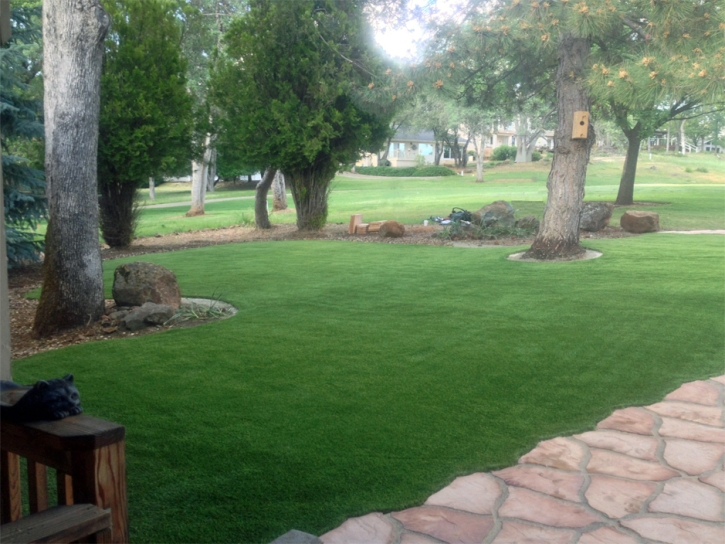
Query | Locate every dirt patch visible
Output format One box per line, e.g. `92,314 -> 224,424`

8,222 -> 632,360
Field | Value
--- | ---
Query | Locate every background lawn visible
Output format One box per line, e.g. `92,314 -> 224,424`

129,153 -> 725,237
12,234 -> 725,543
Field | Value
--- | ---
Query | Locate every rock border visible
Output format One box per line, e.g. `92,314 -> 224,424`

507,249 -> 603,263
180,297 -> 238,318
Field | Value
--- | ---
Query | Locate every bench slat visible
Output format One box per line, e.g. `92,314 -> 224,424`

0,504 -> 111,544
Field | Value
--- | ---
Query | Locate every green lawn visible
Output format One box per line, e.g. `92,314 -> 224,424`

13,234 -> 725,543
131,153 -> 725,237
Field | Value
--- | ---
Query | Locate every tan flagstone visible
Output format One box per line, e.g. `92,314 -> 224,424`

424,473 -> 502,515
585,475 -> 658,519
648,478 -> 724,522
587,449 -> 679,481
699,471 -> 725,492
399,533 -> 441,544
518,437 -> 586,471
391,507 -> 494,544
319,513 -> 394,544
659,416 -> 725,443
574,430 -> 658,461
663,438 -> 725,475
492,465 -> 584,502
646,401 -> 722,427
491,520 -> 574,543
622,515 -> 725,543
665,380 -> 721,406
596,407 -> 656,435
578,526 -> 640,544
709,375 -> 725,386
498,486 -> 602,528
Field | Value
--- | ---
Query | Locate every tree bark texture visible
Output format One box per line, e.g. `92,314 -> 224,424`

34,0 -> 110,337
206,149 -> 217,193
98,181 -> 138,248
680,120 -> 686,155
285,163 -> 337,231
149,177 -> 155,200
255,168 -> 276,229
615,131 -> 642,205
272,170 -> 288,211
1,160 -> 11,378
524,35 -> 594,260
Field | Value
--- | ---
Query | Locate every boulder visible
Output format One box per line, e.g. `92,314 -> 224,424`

580,202 -> 614,232
113,262 -> 181,309
121,302 -> 175,331
379,220 -> 405,238
516,215 -> 540,231
620,211 -> 660,233
472,200 -> 515,227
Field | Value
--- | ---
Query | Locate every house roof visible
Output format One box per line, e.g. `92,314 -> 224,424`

392,128 -> 468,146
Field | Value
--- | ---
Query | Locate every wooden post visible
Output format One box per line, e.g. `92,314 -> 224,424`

71,442 -> 128,544
0,451 -> 21,523
28,462 -> 49,513
57,472 -> 74,506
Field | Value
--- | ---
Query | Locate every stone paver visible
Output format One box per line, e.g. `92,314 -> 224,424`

319,376 -> 725,544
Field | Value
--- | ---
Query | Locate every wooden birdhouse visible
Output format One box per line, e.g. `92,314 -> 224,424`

572,111 -> 589,139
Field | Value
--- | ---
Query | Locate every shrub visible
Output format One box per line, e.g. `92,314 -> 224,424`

685,167 -> 693,173
413,165 -> 456,177
532,151 -> 542,162
355,165 -> 456,177
492,145 -> 517,161
695,167 -> 709,173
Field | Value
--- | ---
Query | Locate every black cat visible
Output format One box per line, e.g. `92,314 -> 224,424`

0,374 -> 83,423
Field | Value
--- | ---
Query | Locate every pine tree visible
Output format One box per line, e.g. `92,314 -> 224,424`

1,5 -> 45,267
98,0 -> 193,248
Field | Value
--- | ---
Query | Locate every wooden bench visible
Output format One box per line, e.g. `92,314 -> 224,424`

1,390 -> 127,543
0,504 -> 111,543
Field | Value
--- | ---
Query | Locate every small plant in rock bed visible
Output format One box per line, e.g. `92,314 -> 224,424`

436,221 -> 538,241
164,297 -> 233,325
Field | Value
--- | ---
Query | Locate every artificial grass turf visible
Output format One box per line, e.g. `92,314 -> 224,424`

12,234 -> 725,543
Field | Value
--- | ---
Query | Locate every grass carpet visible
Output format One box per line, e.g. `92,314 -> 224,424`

13,234 -> 725,543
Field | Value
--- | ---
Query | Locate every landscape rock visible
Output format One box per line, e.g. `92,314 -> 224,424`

472,200 -> 515,227
379,221 -> 405,238
620,211 -> 659,233
121,302 -> 175,331
579,202 -> 613,232
516,215 -> 540,231
113,262 -> 181,309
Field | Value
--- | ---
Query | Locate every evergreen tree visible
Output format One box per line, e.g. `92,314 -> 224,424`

212,0 -> 394,231
98,0 -> 193,248
1,5 -> 45,267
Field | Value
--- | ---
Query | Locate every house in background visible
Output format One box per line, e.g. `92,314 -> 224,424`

357,126 -> 553,168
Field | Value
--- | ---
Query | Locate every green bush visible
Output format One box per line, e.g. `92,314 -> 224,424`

355,165 -> 456,177
492,145 -> 517,161
413,165 -> 456,177
685,167 -> 693,173
532,151 -> 542,162
695,167 -> 709,173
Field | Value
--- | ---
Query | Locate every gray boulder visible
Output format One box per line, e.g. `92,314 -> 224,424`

516,215 -> 540,231
472,201 -> 515,227
113,262 -> 181,309
269,530 -> 322,544
620,210 -> 660,233
121,302 -> 175,331
579,202 -> 614,232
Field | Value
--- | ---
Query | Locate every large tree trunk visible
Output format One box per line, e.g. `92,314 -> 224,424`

98,181 -> 138,248
34,0 -> 109,337
615,131 -> 642,205
524,35 -> 593,261
1,161 -> 11,378
272,170 -> 288,211
474,135 -> 485,183
255,168 -> 276,229
285,162 -> 336,230
187,134 -> 212,216
206,148 -> 217,193
680,120 -> 686,155
149,177 -> 155,200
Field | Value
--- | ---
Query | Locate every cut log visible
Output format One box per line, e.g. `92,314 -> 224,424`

354,223 -> 369,234
349,214 -> 363,234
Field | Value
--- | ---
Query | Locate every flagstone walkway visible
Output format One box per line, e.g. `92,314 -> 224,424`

320,376 -> 725,544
